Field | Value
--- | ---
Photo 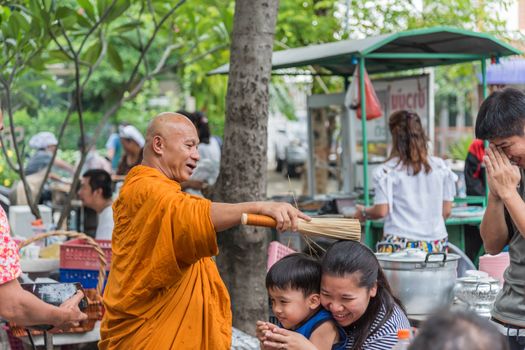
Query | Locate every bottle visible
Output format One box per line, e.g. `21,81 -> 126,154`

392,329 -> 411,350
31,219 -> 46,247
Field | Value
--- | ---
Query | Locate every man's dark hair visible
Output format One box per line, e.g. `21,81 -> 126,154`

476,88 -> 525,140
82,169 -> 113,199
266,253 -> 321,297
408,310 -> 508,350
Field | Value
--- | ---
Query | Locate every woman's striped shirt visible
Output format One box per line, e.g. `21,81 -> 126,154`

345,304 -> 410,350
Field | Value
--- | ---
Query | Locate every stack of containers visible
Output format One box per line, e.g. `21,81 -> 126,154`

267,241 -> 296,271
59,239 -> 112,290
479,252 -> 510,285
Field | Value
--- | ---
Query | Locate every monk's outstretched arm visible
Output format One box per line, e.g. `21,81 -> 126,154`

210,202 -> 310,233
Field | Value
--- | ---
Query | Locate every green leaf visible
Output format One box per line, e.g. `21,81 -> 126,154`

76,13 -> 93,28
10,12 -> 30,33
96,0 -> 109,18
26,56 -> 47,71
47,49 -> 71,62
56,6 -> 77,20
112,20 -> 142,33
103,0 -> 130,22
78,0 -> 96,21
107,43 -> 123,72
81,40 -> 102,65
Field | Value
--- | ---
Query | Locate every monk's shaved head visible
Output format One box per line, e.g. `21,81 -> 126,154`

142,112 -> 200,182
146,112 -> 196,143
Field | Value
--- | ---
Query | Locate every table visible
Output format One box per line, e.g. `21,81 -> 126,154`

18,321 -> 101,347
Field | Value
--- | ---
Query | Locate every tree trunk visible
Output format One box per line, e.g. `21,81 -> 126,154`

213,0 -> 279,335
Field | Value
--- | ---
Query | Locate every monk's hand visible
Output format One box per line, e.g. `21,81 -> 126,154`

263,327 -> 317,350
259,202 -> 311,232
54,291 -> 88,329
485,144 -> 520,201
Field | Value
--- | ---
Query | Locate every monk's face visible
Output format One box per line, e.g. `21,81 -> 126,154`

162,120 -> 200,182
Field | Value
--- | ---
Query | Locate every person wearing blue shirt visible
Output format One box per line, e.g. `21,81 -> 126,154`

256,253 -> 347,350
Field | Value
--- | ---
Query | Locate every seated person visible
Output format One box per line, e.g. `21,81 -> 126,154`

78,134 -> 112,175
77,169 -> 114,240
256,253 -> 346,350
14,131 -> 74,205
409,310 -> 508,350
26,131 -> 74,177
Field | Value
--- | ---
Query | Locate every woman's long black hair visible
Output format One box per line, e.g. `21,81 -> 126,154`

321,240 -> 404,350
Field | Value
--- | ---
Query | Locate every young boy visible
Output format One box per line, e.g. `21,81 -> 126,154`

256,253 -> 347,350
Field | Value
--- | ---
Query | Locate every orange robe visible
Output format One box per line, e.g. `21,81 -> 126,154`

99,165 -> 232,349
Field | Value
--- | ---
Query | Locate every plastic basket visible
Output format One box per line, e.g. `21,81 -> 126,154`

267,241 -> 296,271
60,238 -> 112,271
60,268 -> 108,290
4,326 -> 24,350
9,231 -> 106,337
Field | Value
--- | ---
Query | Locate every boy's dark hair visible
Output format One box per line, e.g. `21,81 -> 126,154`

82,169 -> 113,199
475,88 -> 525,140
408,310 -> 508,350
266,253 -> 321,296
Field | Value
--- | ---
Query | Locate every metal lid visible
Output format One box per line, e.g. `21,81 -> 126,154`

456,276 -> 499,284
376,248 -> 460,262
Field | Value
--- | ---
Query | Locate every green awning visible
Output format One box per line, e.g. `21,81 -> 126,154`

209,26 -> 522,75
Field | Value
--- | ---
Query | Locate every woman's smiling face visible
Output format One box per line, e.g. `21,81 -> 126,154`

320,272 -> 377,327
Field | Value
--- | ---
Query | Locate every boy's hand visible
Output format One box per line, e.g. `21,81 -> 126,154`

257,321 -> 279,350
264,327 -> 317,350
256,321 -> 271,342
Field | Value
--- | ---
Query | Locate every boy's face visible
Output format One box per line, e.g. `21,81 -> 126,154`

268,287 -> 320,330
491,134 -> 525,168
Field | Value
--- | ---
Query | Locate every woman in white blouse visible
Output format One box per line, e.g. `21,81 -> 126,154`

356,110 -> 458,252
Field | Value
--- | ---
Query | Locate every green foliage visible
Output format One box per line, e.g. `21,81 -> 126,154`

0,0 -> 518,150
0,148 -> 19,187
447,135 -> 474,160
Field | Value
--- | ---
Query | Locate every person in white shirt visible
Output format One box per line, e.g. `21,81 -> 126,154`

78,134 -> 112,175
356,110 -> 457,252
180,112 -> 222,197
77,169 -> 114,240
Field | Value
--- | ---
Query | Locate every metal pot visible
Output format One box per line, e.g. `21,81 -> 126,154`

376,248 -> 460,316
454,276 -> 500,317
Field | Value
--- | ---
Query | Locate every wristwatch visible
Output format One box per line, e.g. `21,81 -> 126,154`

361,207 -> 367,220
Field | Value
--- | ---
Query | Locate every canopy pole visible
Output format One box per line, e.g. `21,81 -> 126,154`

481,58 -> 489,206
359,57 -> 372,245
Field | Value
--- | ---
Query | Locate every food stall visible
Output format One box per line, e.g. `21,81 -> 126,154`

211,26 -> 522,249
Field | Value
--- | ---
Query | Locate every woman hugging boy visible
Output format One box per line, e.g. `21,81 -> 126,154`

256,253 -> 347,350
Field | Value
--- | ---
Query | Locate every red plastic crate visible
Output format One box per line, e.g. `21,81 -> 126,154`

60,238 -> 112,271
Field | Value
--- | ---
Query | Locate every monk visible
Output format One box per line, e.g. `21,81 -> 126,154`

99,112 -> 310,349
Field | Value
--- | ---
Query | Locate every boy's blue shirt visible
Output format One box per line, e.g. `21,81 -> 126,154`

278,309 -> 348,350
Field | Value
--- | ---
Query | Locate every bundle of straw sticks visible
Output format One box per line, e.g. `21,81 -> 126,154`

241,213 -> 361,241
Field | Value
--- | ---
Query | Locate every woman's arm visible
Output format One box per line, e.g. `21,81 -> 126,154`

309,321 -> 339,350
0,279 -> 87,327
53,158 -> 75,175
355,204 -> 388,221
442,201 -> 453,219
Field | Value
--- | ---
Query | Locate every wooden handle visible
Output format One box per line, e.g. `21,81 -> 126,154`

241,213 -> 277,228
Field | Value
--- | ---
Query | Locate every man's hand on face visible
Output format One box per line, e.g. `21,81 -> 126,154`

484,144 -> 521,201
